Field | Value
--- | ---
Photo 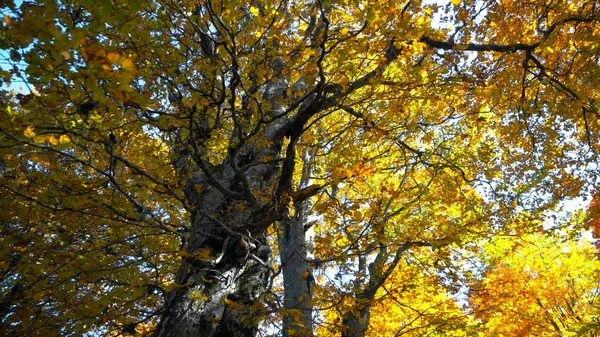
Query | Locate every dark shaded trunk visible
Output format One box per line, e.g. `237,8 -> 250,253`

342,305 -> 371,337
154,136 -> 284,336
153,23 -> 359,333
155,251 -> 269,336
154,71 -> 297,336
154,195 -> 274,336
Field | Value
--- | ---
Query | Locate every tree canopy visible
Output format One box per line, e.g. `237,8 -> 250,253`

1,0 -> 600,336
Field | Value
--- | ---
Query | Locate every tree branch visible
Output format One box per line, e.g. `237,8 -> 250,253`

420,35 -> 539,53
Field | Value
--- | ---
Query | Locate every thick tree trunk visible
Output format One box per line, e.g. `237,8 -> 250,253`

153,34 -> 345,334
154,73 -> 295,337
154,122 -> 285,336
155,253 -> 269,337
154,156 -> 277,337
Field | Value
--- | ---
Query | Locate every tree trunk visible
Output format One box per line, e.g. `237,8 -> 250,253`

154,113 -> 286,336
278,150 -> 316,336
341,255 -> 372,337
342,305 -> 371,337
278,203 -> 315,337
152,19 -> 359,332
341,258 -> 374,337
340,241 -> 423,337
154,153 -> 278,337
154,252 -> 269,337
154,71 -> 300,336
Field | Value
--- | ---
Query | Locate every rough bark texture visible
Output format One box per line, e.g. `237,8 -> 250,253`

153,62 -> 328,335
152,6 -> 385,330
154,76 -> 290,336
154,149 -> 281,337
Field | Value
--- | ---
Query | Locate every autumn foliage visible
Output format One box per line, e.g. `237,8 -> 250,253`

586,195 -> 600,248
1,0 -> 600,336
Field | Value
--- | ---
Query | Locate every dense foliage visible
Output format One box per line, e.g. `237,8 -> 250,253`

1,0 -> 600,336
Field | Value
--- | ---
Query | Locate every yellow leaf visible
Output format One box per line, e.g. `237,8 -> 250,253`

304,73 -> 317,87
34,135 -> 47,144
189,289 -> 207,301
24,126 -> 35,138
450,0 -> 462,5
59,134 -> 71,144
121,58 -> 136,72
249,6 -> 259,16
224,298 -> 242,309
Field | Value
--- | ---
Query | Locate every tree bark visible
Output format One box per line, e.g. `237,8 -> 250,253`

342,305 -> 371,337
153,63 -> 316,336
340,241 -> 426,337
154,78 -> 289,336
152,5 -> 387,330
154,150 -> 280,337
278,150 -> 316,337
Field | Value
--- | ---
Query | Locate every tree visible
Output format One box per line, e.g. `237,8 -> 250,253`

468,229 -> 600,336
1,0 -> 600,336
316,244 -> 475,337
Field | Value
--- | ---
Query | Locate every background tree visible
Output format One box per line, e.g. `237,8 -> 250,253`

468,228 -> 600,336
1,0 -> 600,336
316,244 -> 475,337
